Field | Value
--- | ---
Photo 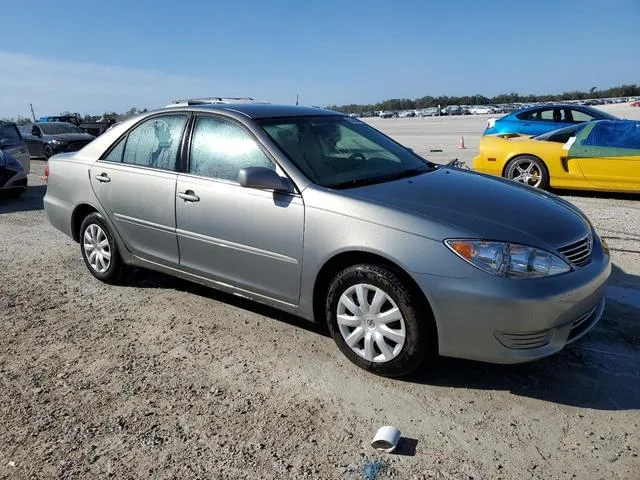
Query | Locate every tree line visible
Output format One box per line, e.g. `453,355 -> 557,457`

326,84 -> 640,114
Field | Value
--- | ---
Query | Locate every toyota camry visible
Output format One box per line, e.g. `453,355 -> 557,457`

43,101 -> 611,377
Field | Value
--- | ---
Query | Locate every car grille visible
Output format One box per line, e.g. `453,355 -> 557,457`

495,329 -> 554,350
67,141 -> 90,151
557,235 -> 593,267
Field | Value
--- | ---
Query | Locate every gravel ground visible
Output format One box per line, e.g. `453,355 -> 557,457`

1,108 -> 639,479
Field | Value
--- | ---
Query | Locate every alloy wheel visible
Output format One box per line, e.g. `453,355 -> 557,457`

509,158 -> 543,188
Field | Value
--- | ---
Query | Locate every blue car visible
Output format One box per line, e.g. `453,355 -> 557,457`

484,104 -> 619,136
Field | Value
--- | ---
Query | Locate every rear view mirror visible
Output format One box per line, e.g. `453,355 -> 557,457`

239,167 -> 291,193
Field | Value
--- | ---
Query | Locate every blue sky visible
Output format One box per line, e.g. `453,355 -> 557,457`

1,0 -> 639,117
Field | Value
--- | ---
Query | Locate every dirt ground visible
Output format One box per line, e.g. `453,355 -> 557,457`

1,108 -> 639,479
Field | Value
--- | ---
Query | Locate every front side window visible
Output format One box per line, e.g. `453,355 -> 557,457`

21,124 -> 33,133
189,116 -> 274,181
258,115 -> 433,188
122,115 -> 187,171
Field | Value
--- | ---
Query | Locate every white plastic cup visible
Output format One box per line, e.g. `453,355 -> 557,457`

371,426 -> 401,453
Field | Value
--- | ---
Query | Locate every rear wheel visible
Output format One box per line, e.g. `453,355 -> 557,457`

79,212 -> 124,284
505,155 -> 549,189
325,264 -> 434,377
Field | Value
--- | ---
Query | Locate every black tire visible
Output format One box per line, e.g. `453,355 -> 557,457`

504,155 -> 549,190
79,212 -> 125,284
43,145 -> 54,159
325,264 -> 435,377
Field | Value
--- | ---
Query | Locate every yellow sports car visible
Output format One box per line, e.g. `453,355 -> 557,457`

473,120 -> 640,193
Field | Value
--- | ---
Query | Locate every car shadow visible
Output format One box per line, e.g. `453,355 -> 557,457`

553,188 -> 640,201
0,184 -> 46,213
404,262 -> 640,411
124,262 -> 640,411
123,268 -> 329,338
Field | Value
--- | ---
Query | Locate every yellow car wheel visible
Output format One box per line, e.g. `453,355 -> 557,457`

504,155 -> 549,190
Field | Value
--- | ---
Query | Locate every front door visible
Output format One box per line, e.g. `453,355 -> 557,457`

89,113 -> 189,265
175,114 -> 304,304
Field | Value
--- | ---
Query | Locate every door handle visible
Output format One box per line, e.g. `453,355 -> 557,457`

95,173 -> 111,183
177,190 -> 200,202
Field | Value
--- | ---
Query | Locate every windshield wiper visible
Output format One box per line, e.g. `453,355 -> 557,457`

327,167 -> 431,189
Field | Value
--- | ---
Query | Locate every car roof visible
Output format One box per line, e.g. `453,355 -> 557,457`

163,103 -> 340,119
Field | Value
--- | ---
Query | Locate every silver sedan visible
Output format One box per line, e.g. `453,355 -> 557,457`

43,103 -> 610,377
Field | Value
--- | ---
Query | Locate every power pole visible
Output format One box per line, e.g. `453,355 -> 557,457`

29,104 -> 37,122
296,93 -> 299,106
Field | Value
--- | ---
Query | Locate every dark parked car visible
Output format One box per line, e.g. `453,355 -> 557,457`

20,122 -> 95,159
1,120 -> 30,169
0,121 -> 28,198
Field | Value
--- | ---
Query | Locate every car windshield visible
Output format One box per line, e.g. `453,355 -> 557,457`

39,123 -> 84,134
257,115 -> 434,188
534,123 -> 587,142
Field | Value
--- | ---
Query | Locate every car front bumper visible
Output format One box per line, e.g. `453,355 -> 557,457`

413,240 -> 611,364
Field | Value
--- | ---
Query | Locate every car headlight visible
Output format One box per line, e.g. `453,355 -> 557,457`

445,240 -> 571,278
50,139 -> 65,145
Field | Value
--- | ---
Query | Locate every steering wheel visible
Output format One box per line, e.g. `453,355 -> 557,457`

348,152 -> 366,161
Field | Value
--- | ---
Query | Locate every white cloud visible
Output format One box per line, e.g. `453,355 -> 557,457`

0,52 -> 256,118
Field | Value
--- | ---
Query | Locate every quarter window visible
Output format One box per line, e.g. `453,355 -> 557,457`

121,115 -> 187,171
189,116 -> 274,181
103,138 -> 125,163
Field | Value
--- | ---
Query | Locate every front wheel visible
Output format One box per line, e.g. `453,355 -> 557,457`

79,212 -> 124,284
505,155 -> 549,189
325,264 -> 434,377
43,145 -> 54,159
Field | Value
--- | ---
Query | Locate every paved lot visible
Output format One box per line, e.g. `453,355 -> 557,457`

1,105 -> 639,479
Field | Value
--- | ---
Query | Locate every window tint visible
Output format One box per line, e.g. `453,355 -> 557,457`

122,115 -> 187,171
0,124 -> 21,143
189,116 -> 274,181
571,109 -> 596,122
103,138 -> 125,163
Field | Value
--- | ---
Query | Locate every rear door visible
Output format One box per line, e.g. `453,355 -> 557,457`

89,113 -> 189,265
175,114 -> 304,304
0,123 -> 30,173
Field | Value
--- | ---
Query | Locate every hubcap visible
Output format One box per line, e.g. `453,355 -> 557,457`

336,283 -> 406,363
510,159 -> 542,188
83,224 -> 111,273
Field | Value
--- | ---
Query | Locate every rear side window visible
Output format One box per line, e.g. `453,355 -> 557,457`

0,124 -> 22,143
570,109 -> 596,122
189,116 -> 274,181
121,115 -> 187,171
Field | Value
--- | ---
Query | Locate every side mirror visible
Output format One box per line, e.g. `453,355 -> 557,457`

0,138 -> 10,148
239,167 -> 291,193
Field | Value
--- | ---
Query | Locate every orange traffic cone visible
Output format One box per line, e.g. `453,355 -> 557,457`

458,136 -> 466,149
